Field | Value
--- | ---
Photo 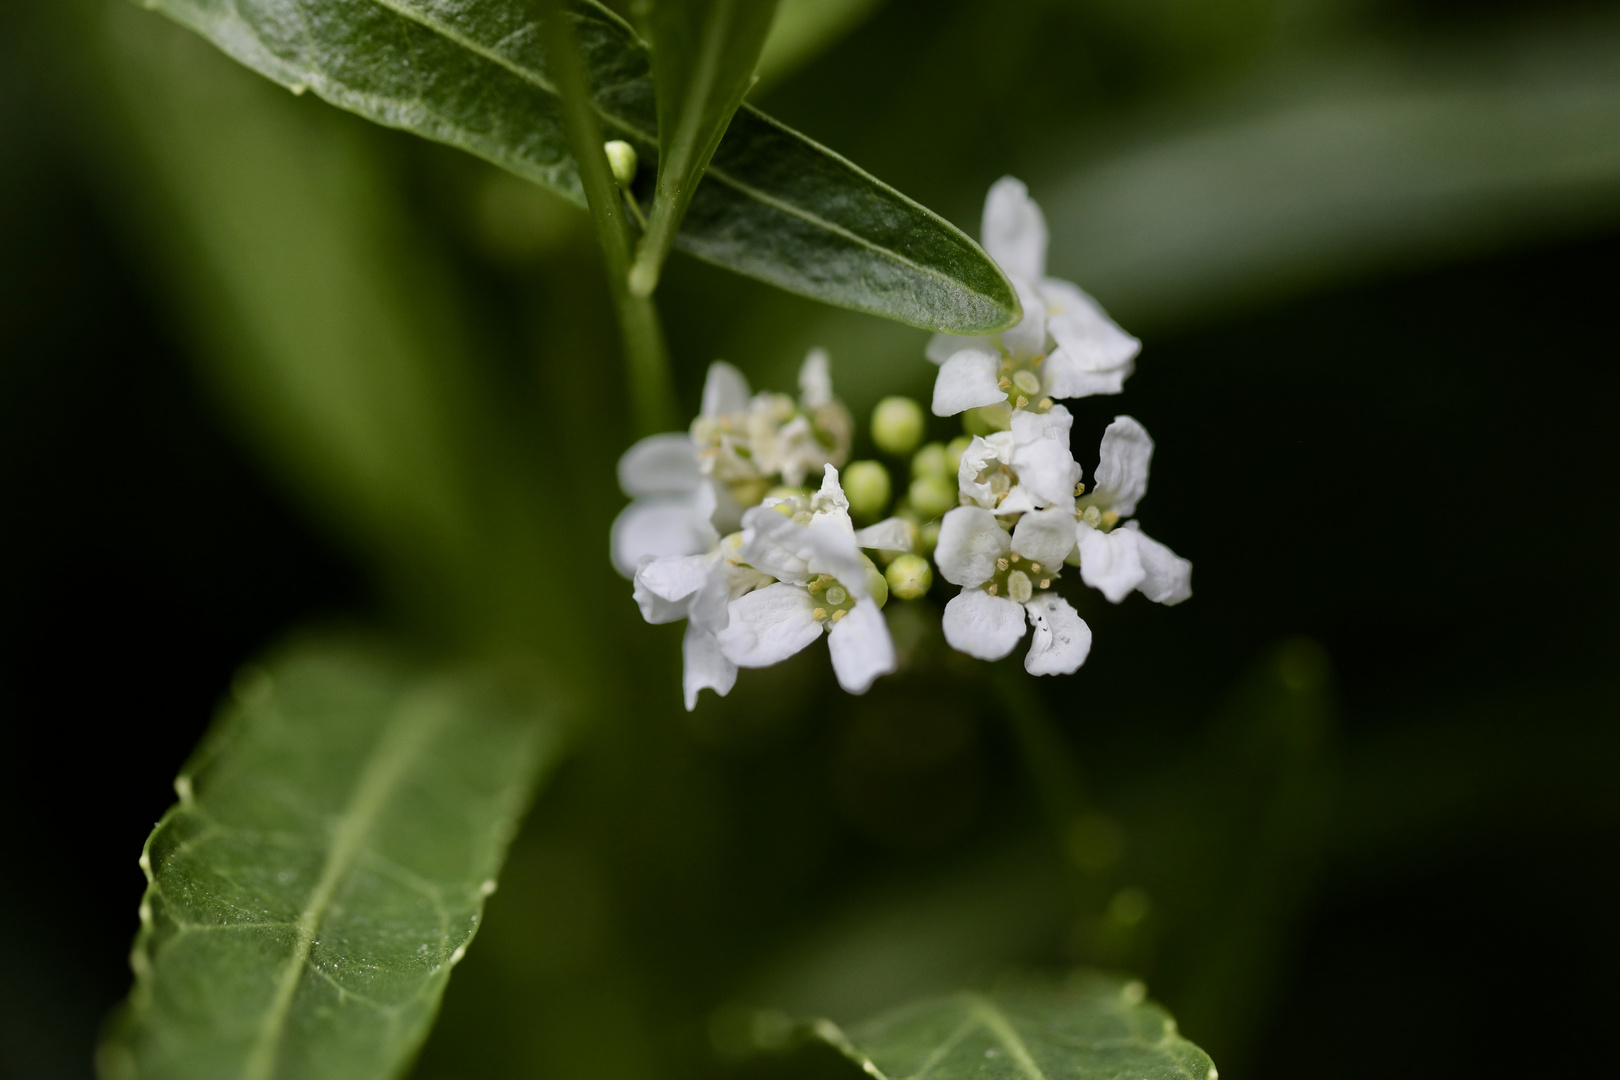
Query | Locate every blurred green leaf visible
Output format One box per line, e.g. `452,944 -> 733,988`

1043,16 -> 1620,328
130,0 -> 1017,333
801,974 -> 1216,1080
99,637 -> 564,1080
629,0 -> 779,295
754,0 -> 884,89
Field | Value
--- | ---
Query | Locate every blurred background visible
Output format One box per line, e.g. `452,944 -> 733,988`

2,0 -> 1617,1077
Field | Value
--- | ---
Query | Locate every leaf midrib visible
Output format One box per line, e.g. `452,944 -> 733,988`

239,690 -> 451,1080
281,0 -> 998,306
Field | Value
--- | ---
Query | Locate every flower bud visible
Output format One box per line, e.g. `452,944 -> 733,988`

842,460 -> 891,521
919,520 -> 941,554
962,403 -> 1012,437
911,441 -> 950,481
604,140 -> 638,188
908,473 -> 956,519
885,554 -> 933,600
945,435 -> 972,475
871,396 -> 926,456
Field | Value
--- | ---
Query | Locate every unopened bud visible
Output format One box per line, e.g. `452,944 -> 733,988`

919,520 -> 941,553
962,403 -> 1012,437
945,435 -> 972,475
910,441 -> 950,481
871,396 -> 926,456
843,460 -> 891,521
604,140 -> 638,188
885,554 -> 933,600
908,473 -> 956,519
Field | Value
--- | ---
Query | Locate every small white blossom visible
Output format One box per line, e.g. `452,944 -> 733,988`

933,505 -> 1092,675
633,537 -> 772,710
715,465 -> 897,694
956,405 -> 1083,515
1073,416 -> 1192,606
927,177 -> 1139,419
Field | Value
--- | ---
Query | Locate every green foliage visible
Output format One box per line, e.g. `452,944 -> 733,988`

130,0 -> 1018,333
800,974 -> 1215,1080
629,0 -> 780,295
100,638 -> 563,1080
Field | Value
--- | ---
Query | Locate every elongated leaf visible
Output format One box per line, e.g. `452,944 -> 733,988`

99,638 -> 564,1080
134,0 -> 1016,333
628,0 -> 778,295
804,974 -> 1216,1080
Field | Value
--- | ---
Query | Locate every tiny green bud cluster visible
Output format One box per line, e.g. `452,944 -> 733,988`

604,140 -> 638,188
871,396 -> 926,455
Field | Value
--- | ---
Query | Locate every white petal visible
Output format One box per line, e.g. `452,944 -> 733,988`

702,361 -> 750,417
611,497 -> 717,578
827,602 -> 895,694
632,553 -> 713,623
716,583 -> 822,668
1011,403 -> 1074,445
1023,595 -> 1091,676
798,348 -> 833,408
1128,523 -> 1193,606
1012,508 -> 1077,567
933,506 -> 1011,588
942,588 -> 1028,661
617,433 -> 700,497
738,504 -> 816,582
981,176 -> 1047,282
931,349 -> 1005,417
806,517 -> 872,599
853,517 -> 913,553
682,625 -> 737,711
1041,350 -> 1132,399
1093,415 -> 1154,517
813,462 -> 851,519
927,332 -> 998,365
999,275 -> 1048,359
1040,278 -> 1140,374
1011,438 -> 1081,511
1077,521 -> 1145,604
997,485 -> 1041,516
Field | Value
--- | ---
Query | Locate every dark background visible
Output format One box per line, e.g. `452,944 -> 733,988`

3,0 -> 1618,1076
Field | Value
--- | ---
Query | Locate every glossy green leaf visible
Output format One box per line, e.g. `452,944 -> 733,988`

99,638 -> 564,1080
628,0 -> 779,295
133,0 -> 1017,334
807,974 -> 1216,1080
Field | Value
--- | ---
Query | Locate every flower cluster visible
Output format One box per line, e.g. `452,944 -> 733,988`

613,178 -> 1192,709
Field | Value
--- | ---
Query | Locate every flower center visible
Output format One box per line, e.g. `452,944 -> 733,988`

996,353 -> 1056,413
806,573 -> 857,628
981,553 -> 1059,600
1079,504 -> 1122,531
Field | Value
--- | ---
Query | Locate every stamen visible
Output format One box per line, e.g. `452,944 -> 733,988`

1032,354 -> 1044,367
807,577 -> 825,593
1040,578 -> 1051,588
986,583 -> 998,596
1074,482 -> 1086,496
1029,562 -> 1041,573
998,376 -> 1011,390
1101,510 -> 1120,529
996,557 -> 1009,572
1009,553 -> 1020,563
830,609 -> 847,623
1014,395 -> 1029,409
1038,398 -> 1053,410
812,607 -> 828,621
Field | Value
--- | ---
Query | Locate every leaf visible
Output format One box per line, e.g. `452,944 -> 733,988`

134,0 -> 1018,334
804,973 -> 1217,1080
98,637 -> 565,1080
628,0 -> 779,296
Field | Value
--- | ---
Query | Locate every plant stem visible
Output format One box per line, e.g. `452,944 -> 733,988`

538,0 -> 677,436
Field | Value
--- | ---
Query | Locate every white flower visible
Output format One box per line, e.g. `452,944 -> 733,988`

715,465 -> 897,694
927,177 -> 1139,418
1073,416 -> 1192,606
693,349 -> 852,492
933,505 -> 1092,675
957,405 -> 1083,515
633,537 -> 772,710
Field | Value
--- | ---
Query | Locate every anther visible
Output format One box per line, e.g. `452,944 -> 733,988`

996,557 -> 1009,572
1075,482 -> 1086,496
998,376 -> 1011,389
830,609 -> 847,623
1101,510 -> 1120,528
812,607 -> 828,621
1014,396 -> 1029,409
1009,553 -> 1020,563
1032,354 -> 1044,367
987,584 -> 998,596
807,577 -> 825,594
1038,398 -> 1053,410
1029,562 -> 1041,573
1040,578 -> 1051,588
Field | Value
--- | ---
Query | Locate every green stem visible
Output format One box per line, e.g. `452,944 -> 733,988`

538,0 -> 677,436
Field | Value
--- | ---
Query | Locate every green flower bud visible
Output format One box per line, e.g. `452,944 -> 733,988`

604,140 -> 638,188
908,473 -> 957,519
945,435 -> 972,474
842,460 -> 891,521
919,520 -> 941,553
911,441 -> 950,481
871,396 -> 926,456
860,553 -> 889,608
962,402 -> 1012,437
885,554 -> 933,600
